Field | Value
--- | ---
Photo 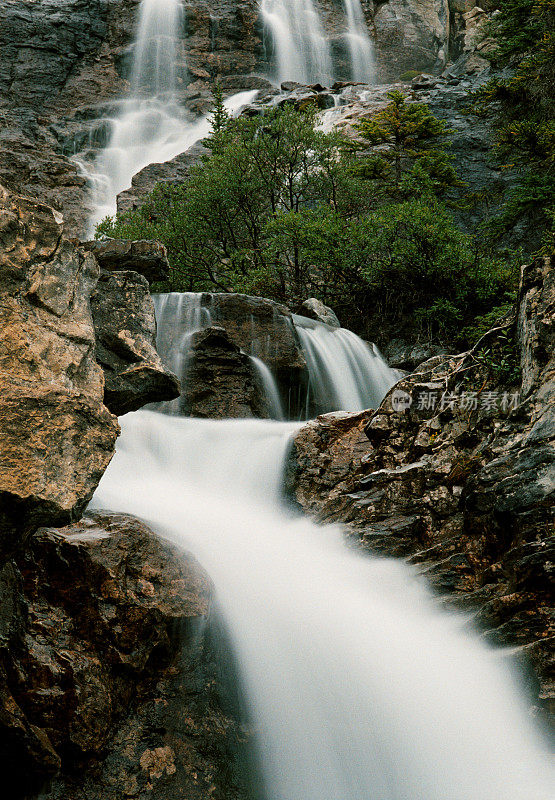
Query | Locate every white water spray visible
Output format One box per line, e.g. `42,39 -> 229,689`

261,0 -> 374,85
343,0 -> 374,82
150,292 -> 398,418
293,314 -> 399,414
92,410 -> 553,800
261,0 -> 333,85
132,0 -> 183,99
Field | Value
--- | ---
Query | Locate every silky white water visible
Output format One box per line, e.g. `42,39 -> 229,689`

151,292 -> 399,418
92,410 -> 553,800
261,0 -> 333,85
76,0 -> 257,235
343,0 -> 374,82
260,0 -> 374,85
293,314 -> 400,415
250,356 -> 285,420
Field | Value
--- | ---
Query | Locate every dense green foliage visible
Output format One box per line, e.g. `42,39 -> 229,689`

474,0 -> 555,241
98,94 -> 518,346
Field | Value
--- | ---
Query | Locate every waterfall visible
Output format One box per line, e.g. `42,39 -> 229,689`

151,292 -> 212,415
92,410 -> 553,800
343,0 -> 374,82
150,292 -> 398,418
293,314 -> 400,415
260,0 -> 374,86
76,0 -> 257,235
250,356 -> 285,420
131,0 -> 183,99
261,0 -> 333,85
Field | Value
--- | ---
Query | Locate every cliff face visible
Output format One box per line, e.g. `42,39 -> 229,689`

289,257 -> 554,720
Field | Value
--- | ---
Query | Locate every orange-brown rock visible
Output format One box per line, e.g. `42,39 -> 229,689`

0,186 -> 119,543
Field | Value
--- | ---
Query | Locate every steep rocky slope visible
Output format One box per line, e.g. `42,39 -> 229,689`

289,256 -> 554,721
0,0 -> 492,236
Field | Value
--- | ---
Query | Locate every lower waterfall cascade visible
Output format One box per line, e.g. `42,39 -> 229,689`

91,409 -> 553,800
151,291 -> 401,419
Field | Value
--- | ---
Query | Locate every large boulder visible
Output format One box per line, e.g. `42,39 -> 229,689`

300,298 -> 341,328
203,293 -> 305,375
0,512 -> 249,800
91,270 -> 181,415
180,326 -> 269,418
83,239 -> 171,284
0,186 -> 118,542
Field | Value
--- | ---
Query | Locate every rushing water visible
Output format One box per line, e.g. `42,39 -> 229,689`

92,410 -> 553,800
261,0 -> 333,85
343,0 -> 374,82
293,314 -> 399,415
261,0 -> 374,85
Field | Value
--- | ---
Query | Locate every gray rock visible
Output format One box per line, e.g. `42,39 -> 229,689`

301,298 -> 341,328
83,239 -> 171,283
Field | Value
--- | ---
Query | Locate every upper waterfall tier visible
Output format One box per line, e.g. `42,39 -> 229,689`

151,292 -> 399,420
261,0 -> 374,85
131,0 -> 183,99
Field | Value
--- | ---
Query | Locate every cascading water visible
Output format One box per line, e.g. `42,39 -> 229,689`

92,410 -> 553,800
151,292 -> 212,414
293,314 -> 400,415
260,0 -> 374,85
343,0 -> 374,82
150,292 -> 399,419
261,0 -> 333,85
75,0 -> 257,235
250,356 -> 285,420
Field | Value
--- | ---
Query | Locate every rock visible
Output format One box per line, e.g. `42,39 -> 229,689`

290,257 -> 554,717
204,293 -> 305,375
91,271 -> 180,416
182,326 -> 269,419
517,257 -> 555,397
383,338 -> 450,371
116,141 -> 207,216
0,512 -> 250,800
83,239 -> 171,283
0,185 -> 118,542
373,0 -> 450,81
300,298 -> 341,328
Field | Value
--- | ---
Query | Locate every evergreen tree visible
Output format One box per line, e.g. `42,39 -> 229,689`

356,91 -> 458,197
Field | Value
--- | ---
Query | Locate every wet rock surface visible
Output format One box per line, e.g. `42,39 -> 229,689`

300,298 -> 341,329
91,270 -> 181,416
182,326 -> 269,419
0,512 -> 250,800
203,293 -> 306,377
289,257 -> 555,721
83,239 -> 171,284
